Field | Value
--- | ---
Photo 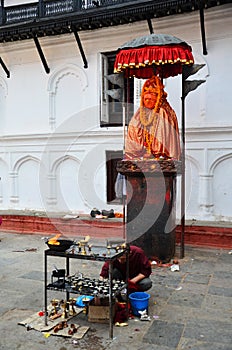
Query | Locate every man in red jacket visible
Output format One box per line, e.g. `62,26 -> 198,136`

100,245 -> 152,292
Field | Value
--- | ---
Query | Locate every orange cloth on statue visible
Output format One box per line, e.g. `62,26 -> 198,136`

125,100 -> 181,160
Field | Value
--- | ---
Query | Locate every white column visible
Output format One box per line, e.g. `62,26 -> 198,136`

46,173 -> 57,206
9,171 -> 19,203
49,91 -> 56,130
198,174 -> 214,219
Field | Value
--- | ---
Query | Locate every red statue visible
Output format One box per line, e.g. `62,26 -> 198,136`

125,76 -> 181,160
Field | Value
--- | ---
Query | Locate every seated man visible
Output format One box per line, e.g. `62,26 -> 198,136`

100,245 -> 152,292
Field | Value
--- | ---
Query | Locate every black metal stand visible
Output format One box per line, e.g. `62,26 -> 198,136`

44,245 -> 129,339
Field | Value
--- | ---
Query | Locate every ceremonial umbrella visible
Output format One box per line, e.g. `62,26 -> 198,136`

114,33 -> 194,79
114,33 -> 198,258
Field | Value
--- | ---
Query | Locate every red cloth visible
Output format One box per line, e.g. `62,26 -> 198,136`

114,302 -> 130,323
114,44 -> 194,78
100,245 -> 151,280
125,102 -> 181,160
128,279 -> 139,292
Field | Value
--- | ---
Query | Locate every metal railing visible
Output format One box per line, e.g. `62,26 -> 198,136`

0,1 -> 228,27
0,0 -> 201,26
0,0 -> 134,25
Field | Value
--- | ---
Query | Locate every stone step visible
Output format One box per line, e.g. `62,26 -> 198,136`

176,225 -> 232,249
1,215 -> 232,249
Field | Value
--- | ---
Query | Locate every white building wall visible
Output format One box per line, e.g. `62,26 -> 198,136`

0,4 -> 231,222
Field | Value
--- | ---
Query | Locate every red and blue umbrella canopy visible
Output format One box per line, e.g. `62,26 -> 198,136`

114,33 -> 194,79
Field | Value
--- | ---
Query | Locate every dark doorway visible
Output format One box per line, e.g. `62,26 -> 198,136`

106,150 -> 123,203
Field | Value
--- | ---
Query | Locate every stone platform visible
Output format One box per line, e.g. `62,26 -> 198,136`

0,214 -> 232,249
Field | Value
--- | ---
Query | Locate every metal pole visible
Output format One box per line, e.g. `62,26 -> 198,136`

122,103 -> 126,241
199,0 -> 208,55
109,260 -> 113,339
73,30 -> 88,69
44,251 -> 48,326
0,1 -> 4,25
126,244 -> 130,319
122,77 -> 127,241
66,257 -> 70,305
180,74 -> 185,259
33,35 -> 50,74
0,57 -> 10,78
147,18 -> 154,34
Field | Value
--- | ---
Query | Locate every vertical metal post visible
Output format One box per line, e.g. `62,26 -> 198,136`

0,2 -> 3,25
38,0 -> 44,18
180,64 -> 206,259
122,102 -> 126,240
44,251 -> 48,326
109,260 -> 113,339
0,0 -> 5,25
75,0 -> 82,11
66,257 -> 70,303
180,74 -> 186,259
199,0 -> 208,55
126,244 -> 129,319
122,77 -> 127,241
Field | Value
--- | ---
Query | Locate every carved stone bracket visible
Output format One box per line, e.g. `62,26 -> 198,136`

116,159 -> 182,176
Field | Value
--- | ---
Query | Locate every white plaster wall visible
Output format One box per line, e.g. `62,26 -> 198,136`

0,4 -> 231,223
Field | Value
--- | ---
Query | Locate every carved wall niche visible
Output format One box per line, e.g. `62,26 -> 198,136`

47,64 -> 88,130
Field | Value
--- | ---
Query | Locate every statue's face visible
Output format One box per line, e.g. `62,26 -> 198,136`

143,92 -> 157,109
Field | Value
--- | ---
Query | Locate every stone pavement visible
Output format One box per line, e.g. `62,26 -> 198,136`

0,232 -> 232,350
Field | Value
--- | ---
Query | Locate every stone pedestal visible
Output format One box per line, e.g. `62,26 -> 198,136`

117,159 -> 181,263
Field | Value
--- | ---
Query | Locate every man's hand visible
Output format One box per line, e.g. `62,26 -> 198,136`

130,273 -> 145,284
128,279 -> 138,292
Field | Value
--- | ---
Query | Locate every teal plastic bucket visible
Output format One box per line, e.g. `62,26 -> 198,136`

129,292 -> 150,316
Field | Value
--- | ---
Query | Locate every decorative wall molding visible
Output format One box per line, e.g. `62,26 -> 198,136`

0,76 -> 8,97
51,154 -> 80,175
209,153 -> 232,175
9,171 -> 19,203
12,155 -> 40,173
199,174 -> 214,218
47,64 -> 88,130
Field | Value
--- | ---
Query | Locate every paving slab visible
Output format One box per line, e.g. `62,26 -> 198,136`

180,282 -> 209,294
168,291 -> 205,308
183,273 -> 211,284
143,320 -> 184,348
0,232 -> 231,350
183,319 -> 232,344
208,285 -> 232,297
202,294 -> 232,311
179,338 -> 232,350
